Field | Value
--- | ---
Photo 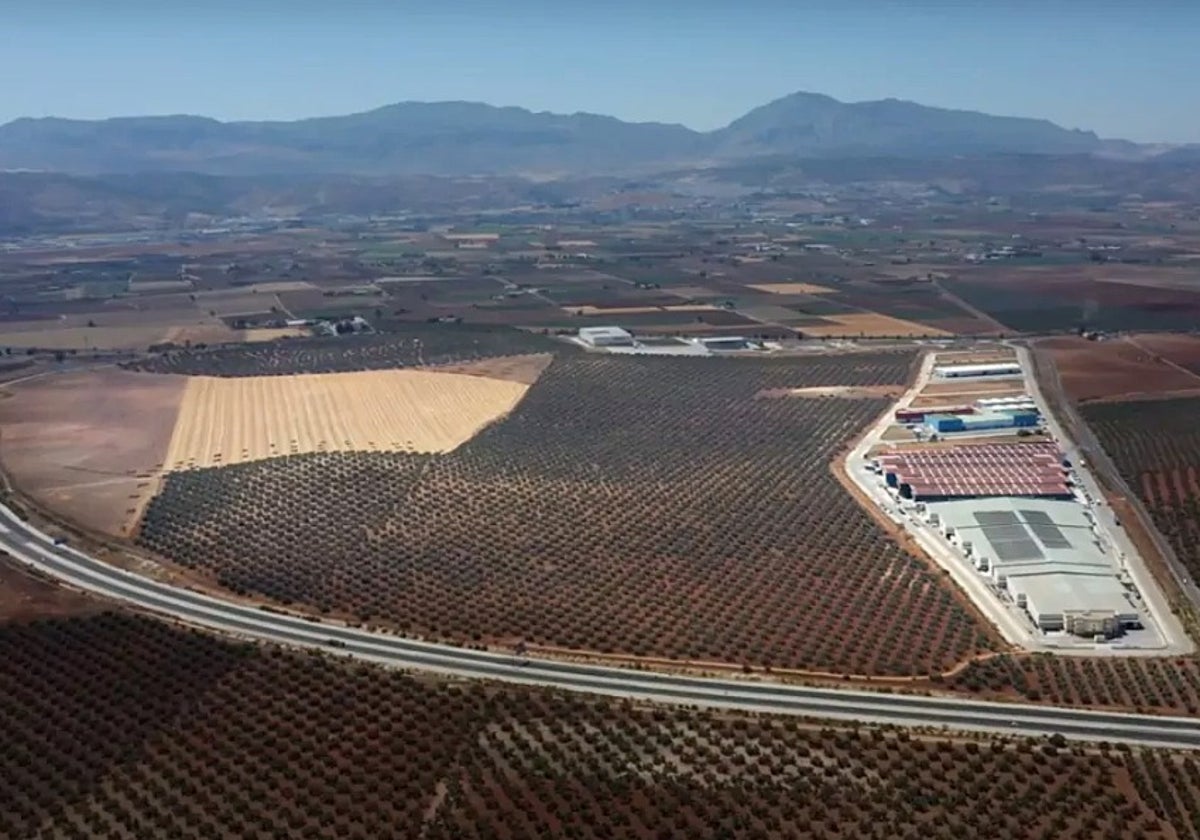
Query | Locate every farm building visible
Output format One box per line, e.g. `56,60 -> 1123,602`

924,410 -> 1039,434
933,362 -> 1022,379
578,326 -> 635,347
878,442 -> 1071,501
926,497 -> 1138,635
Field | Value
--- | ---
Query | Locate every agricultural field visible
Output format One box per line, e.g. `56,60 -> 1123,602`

1082,396 -> 1200,583
943,272 -> 1200,334
0,322 -> 239,351
139,351 -> 1001,676
0,368 -> 187,536
163,367 -> 534,469
2,611 -> 1200,840
797,312 -> 951,338
950,653 -> 1200,716
1132,334 -> 1200,378
126,324 -> 559,377
1041,336 -> 1200,403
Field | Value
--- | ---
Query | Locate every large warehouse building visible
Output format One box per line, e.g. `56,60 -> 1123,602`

933,362 -> 1022,379
926,497 -> 1138,636
877,442 -> 1071,502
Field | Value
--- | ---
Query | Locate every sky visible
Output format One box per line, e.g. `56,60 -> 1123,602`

1,0 -> 1196,143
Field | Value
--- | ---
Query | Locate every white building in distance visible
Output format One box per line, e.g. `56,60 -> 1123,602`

578,326 -> 635,347
933,362 -> 1022,379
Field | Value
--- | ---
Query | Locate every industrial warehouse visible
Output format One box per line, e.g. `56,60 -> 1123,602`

855,351 -> 1159,644
932,361 -> 1022,379
877,442 -> 1071,502
926,498 -> 1139,636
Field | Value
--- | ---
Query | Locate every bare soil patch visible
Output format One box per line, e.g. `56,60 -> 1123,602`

163,368 -> 531,470
0,556 -> 105,623
432,353 -> 553,385
746,282 -> 835,295
0,368 -> 187,536
920,379 -> 1023,396
1040,335 -> 1200,403
1130,333 -> 1200,377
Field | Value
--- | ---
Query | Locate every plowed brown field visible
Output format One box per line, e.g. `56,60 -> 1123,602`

163,369 -> 530,470
0,368 -> 188,536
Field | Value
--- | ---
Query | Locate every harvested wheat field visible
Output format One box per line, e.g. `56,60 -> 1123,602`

239,327 -> 311,343
163,368 -> 532,470
0,369 -> 188,536
746,282 -> 835,295
800,313 -> 951,337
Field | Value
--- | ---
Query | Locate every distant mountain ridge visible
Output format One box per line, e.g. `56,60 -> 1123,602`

0,92 -> 1178,176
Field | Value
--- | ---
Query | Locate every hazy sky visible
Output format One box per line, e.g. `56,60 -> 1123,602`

2,0 -> 1196,142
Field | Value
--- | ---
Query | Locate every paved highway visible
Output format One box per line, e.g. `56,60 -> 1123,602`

4,504 -> 1200,748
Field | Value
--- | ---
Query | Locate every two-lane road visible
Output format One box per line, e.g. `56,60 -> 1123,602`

4,502 -> 1200,748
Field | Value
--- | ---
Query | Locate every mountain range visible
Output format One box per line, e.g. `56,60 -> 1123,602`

0,91 -> 1161,177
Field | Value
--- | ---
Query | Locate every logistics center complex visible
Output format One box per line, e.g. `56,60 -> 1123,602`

868,358 -> 1144,639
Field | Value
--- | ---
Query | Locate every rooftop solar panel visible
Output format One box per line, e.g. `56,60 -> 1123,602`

1020,509 -> 1073,549
974,510 -> 1021,526
988,534 -> 1045,562
972,511 -> 1045,562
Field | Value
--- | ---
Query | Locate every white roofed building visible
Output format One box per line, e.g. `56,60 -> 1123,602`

926,497 -> 1138,635
577,326 -> 635,347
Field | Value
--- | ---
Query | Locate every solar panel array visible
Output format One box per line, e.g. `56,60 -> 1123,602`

1021,509 -> 1073,549
972,510 -> 1045,562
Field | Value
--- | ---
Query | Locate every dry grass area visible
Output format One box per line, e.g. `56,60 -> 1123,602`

193,289 -> 278,317
921,379 -> 1023,396
161,324 -> 243,345
240,326 -> 311,343
0,323 -> 238,351
909,390 -> 1026,408
800,312 -> 952,337
0,369 -> 187,536
747,282 -> 835,295
163,368 -> 532,470
933,351 -> 1018,365
0,310 -> 241,350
